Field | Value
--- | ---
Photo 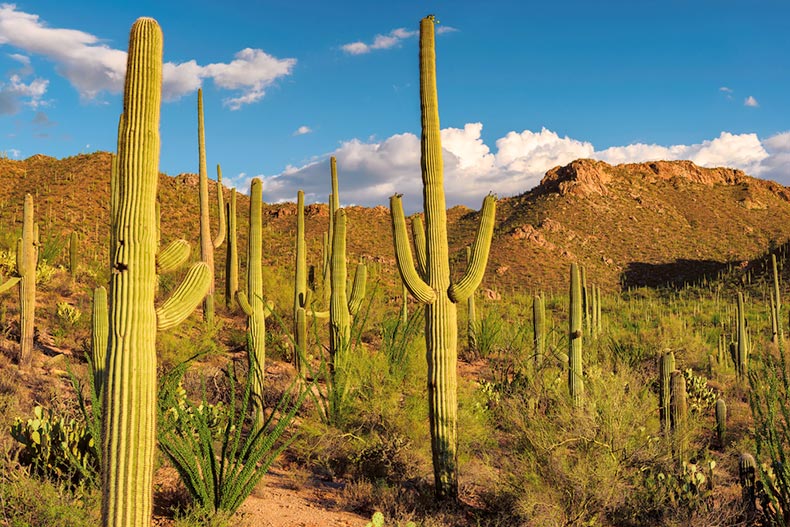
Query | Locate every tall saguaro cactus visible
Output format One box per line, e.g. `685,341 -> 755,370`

736,292 -> 748,379
569,263 -> 584,406
225,189 -> 238,309
197,89 -> 226,324
17,193 -> 37,368
102,19 -> 210,527
293,190 -> 307,374
659,351 -> 675,434
237,178 -> 268,427
389,15 -> 496,501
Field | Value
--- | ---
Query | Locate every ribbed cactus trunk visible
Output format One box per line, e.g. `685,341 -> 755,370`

389,16 -> 496,501
91,286 -> 108,399
715,398 -> 727,447
294,190 -> 307,375
569,263 -> 584,406
197,91 -> 225,324
736,292 -> 748,379
102,18 -> 162,527
466,246 -> 477,353
670,370 -> 688,465
225,189 -> 238,309
329,209 -> 351,364
18,193 -> 36,368
659,351 -> 675,434
533,294 -> 544,366
237,178 -> 266,427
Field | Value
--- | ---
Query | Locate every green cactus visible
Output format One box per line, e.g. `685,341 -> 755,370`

236,178 -> 270,428
670,370 -> 688,465
659,351 -> 675,434
736,292 -> 748,379
569,262 -> 584,406
293,189 -> 307,375
102,19 -> 211,527
91,286 -> 108,398
739,452 -> 757,513
156,239 -> 190,274
465,246 -> 477,353
225,188 -> 238,309
533,294 -> 545,365
69,231 -> 78,276
197,89 -> 226,324
580,265 -> 590,336
17,193 -> 37,368
389,15 -> 497,501
596,285 -> 602,335
715,398 -> 727,447
400,283 -> 409,325
772,253 -> 782,344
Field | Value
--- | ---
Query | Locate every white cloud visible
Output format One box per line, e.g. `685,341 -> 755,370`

719,86 -> 733,93
341,27 -> 417,55
745,95 -> 759,107
250,125 -> 790,211
7,147 -> 20,158
0,73 -> 47,114
293,125 -> 312,136
0,4 -> 295,108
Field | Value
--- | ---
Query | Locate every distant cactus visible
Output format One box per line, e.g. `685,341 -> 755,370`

739,453 -> 757,513
736,292 -> 748,379
197,89 -> 226,324
17,193 -> 37,368
772,253 -> 783,344
670,370 -> 688,465
533,293 -> 545,365
389,16 -> 496,501
569,263 -> 584,406
715,398 -> 727,447
225,188 -> 238,309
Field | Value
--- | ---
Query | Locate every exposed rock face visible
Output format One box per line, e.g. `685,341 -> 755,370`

175,173 -> 199,186
539,158 -> 762,198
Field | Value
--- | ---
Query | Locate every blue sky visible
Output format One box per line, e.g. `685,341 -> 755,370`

0,1 -> 788,211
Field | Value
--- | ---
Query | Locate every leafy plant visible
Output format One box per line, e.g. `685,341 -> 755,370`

158,357 -> 306,515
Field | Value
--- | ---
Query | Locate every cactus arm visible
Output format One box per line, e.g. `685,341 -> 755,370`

212,164 -> 226,249
236,291 -> 252,316
0,277 -> 19,295
225,189 -> 238,309
306,309 -> 330,319
156,262 -> 211,331
412,215 -> 427,278
390,194 -> 435,304
348,262 -> 367,317
156,239 -> 191,274
448,193 -> 496,303
91,286 -> 109,398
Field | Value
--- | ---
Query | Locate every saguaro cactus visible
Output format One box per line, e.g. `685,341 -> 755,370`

739,452 -> 757,514
659,351 -> 675,434
102,19 -> 210,527
569,263 -> 584,406
225,189 -> 238,309
736,292 -> 748,379
670,370 -> 688,465
533,294 -> 545,365
236,178 -> 268,427
91,286 -> 108,398
197,89 -> 226,324
293,190 -> 307,374
715,398 -> 727,447
389,15 -> 496,501
17,193 -> 37,368
466,246 -> 477,353
772,253 -> 782,344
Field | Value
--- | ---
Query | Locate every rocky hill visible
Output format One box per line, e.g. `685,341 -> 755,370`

0,152 -> 788,297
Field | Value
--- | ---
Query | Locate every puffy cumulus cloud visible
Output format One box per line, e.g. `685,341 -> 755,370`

253,125 -> 790,211
341,27 -> 418,55
293,125 -> 312,136
0,4 -> 295,107
0,73 -> 47,114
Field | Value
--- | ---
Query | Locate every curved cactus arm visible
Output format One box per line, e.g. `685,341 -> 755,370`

306,309 -> 330,320
263,299 -> 274,319
156,262 -> 211,331
0,277 -> 19,295
92,286 -> 108,396
390,194 -> 435,304
236,291 -> 252,317
411,215 -> 427,278
348,263 -> 367,316
213,164 -> 226,249
156,239 -> 191,274
448,193 -> 496,303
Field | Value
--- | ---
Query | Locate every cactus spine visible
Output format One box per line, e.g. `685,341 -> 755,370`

91,286 -> 108,398
197,90 -> 226,324
533,294 -> 545,365
389,16 -> 497,501
18,193 -> 37,368
225,188 -> 238,309
659,351 -> 675,434
569,263 -> 584,406
102,20 -> 210,527
715,398 -> 727,447
670,370 -> 688,465
236,178 -> 268,427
